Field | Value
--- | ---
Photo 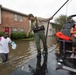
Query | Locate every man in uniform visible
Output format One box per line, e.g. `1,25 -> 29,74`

27,14 -> 53,57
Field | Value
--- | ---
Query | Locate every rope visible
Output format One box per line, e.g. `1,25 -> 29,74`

45,0 -> 70,43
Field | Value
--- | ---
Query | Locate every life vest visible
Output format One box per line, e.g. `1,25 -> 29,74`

56,32 -> 71,40
72,23 -> 76,37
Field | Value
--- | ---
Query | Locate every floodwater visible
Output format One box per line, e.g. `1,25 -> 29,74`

0,36 -> 57,75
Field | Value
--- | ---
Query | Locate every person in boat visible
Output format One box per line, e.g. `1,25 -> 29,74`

27,14 -> 53,57
70,23 -> 76,58
56,17 -> 75,58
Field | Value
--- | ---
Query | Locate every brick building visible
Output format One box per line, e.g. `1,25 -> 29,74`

0,5 -> 29,34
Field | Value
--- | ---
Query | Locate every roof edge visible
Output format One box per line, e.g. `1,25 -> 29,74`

0,5 -> 28,17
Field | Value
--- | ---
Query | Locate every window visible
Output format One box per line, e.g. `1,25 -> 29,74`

20,28 -> 24,32
13,27 -> 17,32
20,16 -> 23,22
14,14 -> 18,21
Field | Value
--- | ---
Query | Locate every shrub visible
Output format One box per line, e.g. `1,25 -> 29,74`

11,32 -> 26,39
0,32 -> 4,37
28,33 -> 34,38
11,32 -> 34,39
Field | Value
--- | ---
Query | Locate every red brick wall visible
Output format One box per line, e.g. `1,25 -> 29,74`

0,9 -> 29,33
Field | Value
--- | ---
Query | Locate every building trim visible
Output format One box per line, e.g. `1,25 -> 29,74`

0,5 -> 28,17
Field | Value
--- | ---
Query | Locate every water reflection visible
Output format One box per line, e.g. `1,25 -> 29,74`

29,54 -> 48,75
0,36 -> 57,75
47,36 -> 57,47
0,40 -> 36,75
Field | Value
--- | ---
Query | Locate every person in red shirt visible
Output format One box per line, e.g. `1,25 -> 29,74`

70,23 -> 76,58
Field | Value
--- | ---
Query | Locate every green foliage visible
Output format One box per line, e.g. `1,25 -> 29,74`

54,15 -> 68,31
54,14 -> 75,31
28,33 -> 34,38
11,32 -> 26,39
54,15 -> 67,26
0,32 -> 4,37
11,32 -> 34,39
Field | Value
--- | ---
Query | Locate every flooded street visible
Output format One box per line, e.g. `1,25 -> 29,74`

0,36 -> 57,75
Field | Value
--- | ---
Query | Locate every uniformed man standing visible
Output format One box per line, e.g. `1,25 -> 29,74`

27,14 -> 53,57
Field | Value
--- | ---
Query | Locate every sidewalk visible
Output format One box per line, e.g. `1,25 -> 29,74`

9,46 -> 76,75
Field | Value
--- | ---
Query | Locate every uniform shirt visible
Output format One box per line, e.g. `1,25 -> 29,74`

27,17 -> 48,34
0,36 -> 12,53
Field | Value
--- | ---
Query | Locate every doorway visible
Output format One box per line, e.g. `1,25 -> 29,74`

5,27 -> 9,34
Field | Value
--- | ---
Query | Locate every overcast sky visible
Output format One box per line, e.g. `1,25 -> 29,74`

0,0 -> 76,20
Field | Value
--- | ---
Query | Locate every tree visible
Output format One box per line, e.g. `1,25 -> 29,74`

54,15 -> 67,25
54,15 -> 68,31
54,14 -> 75,31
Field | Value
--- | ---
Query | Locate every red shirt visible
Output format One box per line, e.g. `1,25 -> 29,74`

72,23 -> 76,36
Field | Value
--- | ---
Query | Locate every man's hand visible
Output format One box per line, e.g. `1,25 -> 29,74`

47,16 -> 53,21
49,16 -> 53,20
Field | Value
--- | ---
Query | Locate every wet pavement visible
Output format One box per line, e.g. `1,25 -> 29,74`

0,40 -> 36,75
0,36 -> 57,75
0,36 -> 76,75
9,46 -> 76,75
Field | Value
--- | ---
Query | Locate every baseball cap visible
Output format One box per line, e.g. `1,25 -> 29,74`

27,14 -> 34,19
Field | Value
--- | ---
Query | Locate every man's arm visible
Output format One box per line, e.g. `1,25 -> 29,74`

38,16 -> 53,22
26,21 -> 32,37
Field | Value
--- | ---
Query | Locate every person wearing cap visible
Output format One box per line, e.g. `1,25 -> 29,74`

27,14 -> 53,57
0,32 -> 12,63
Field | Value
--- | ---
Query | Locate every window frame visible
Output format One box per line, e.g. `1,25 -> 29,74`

14,14 -> 18,21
